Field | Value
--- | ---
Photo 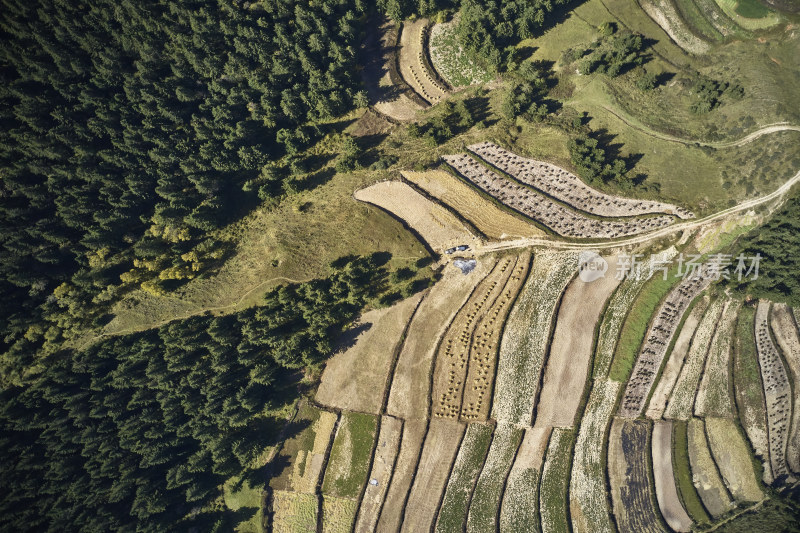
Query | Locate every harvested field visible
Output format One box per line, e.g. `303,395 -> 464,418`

322,412 -> 378,500
272,490 -> 318,533
652,420 -> 693,532
705,417 -> 764,502
500,427 -> 552,532
361,17 -> 425,121
432,255 -> 521,420
687,418 -> 734,517
443,154 -> 675,239
376,419 -> 426,532
401,418 -> 466,533
570,378 -> 622,533
595,248 -> 679,378
619,263 -> 718,418
270,404 -> 337,493
354,416 -> 403,533
755,301 -> 791,480
435,423 -> 494,533
388,258 -> 495,420
398,19 -> 449,104
641,0 -> 712,54
733,305 -> 772,484
539,428 -> 576,533
665,298 -> 725,420
469,142 -> 693,219
401,170 -> 544,240
608,419 -> 667,533
770,304 -> 800,473
466,424 -> 523,533
493,252 -> 577,425
354,181 -> 477,253
535,255 -> 621,428
317,293 -> 423,414
461,254 -> 531,421
321,496 -> 358,533
695,300 -> 741,418
646,297 -> 709,419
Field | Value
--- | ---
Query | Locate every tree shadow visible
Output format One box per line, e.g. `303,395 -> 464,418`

333,321 -> 372,353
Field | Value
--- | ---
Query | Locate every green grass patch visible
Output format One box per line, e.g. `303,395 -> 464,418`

538,428 -> 576,533
467,425 -> 524,532
269,403 -> 323,492
322,412 -> 378,499
672,421 -> 712,524
608,266 -> 684,382
733,0 -> 771,18
436,423 -> 493,533
733,305 -> 762,409
224,476 -> 263,533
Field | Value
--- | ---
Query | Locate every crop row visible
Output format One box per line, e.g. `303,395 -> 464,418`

618,263 -> 717,418
442,154 -> 675,239
754,301 -> 791,479
468,141 -> 693,219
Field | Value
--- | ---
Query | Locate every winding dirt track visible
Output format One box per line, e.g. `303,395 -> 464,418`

601,107 -> 800,148
478,166 -> 800,254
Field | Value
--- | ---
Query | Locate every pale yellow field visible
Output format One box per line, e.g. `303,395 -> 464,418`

354,181 -> 478,253
401,170 -> 544,241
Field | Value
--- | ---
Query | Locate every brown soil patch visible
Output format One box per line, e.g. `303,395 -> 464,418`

432,256 -> 518,420
354,416 -> 403,533
401,418 -> 466,532
316,293 -> 423,414
534,255 -> 621,428
646,297 -> 709,419
402,170 -> 544,240
354,181 -> 477,253
387,258 -> 496,420
609,418 -> 668,533
376,419 -> 427,531
350,108 -> 394,138
652,420 -> 693,532
398,19 -> 449,105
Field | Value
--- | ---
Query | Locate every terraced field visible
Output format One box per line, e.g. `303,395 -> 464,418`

398,19 -> 449,104
264,106 -> 799,532
443,153 -> 677,239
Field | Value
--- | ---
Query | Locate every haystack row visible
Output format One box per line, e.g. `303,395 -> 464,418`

398,19 -> 449,104
432,255 -> 518,420
468,141 -> 694,219
665,299 -> 725,420
619,264 -> 717,418
442,154 -> 674,239
755,301 -> 791,480
770,303 -> 800,473
646,297 -> 709,419
461,254 -> 531,421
